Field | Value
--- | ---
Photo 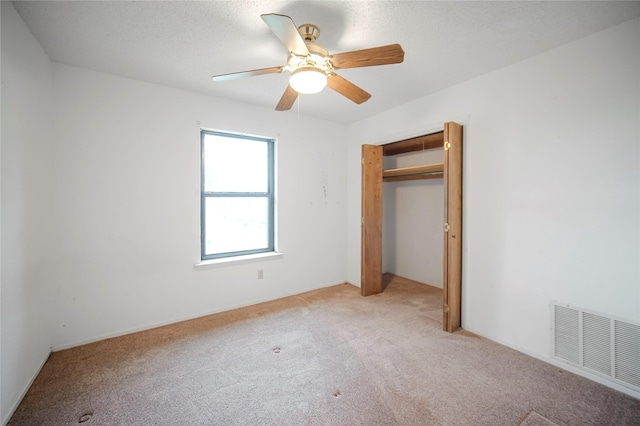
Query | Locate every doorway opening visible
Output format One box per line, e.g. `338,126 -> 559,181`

361,122 -> 462,332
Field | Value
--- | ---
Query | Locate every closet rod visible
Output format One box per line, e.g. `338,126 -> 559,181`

383,172 -> 443,183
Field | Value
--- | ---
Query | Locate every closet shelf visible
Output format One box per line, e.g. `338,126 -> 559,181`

383,131 -> 444,156
382,163 -> 444,182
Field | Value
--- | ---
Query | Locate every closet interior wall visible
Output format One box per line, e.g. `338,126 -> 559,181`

383,146 -> 445,289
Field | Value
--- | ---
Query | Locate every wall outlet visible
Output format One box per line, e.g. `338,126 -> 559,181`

257,269 -> 264,280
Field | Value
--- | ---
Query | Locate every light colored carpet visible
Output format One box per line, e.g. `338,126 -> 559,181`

519,411 -> 559,426
9,275 -> 640,425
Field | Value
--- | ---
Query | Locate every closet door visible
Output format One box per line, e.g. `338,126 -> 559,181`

442,122 -> 463,332
361,144 -> 383,296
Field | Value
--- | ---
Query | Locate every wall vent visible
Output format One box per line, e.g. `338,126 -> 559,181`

551,302 -> 640,392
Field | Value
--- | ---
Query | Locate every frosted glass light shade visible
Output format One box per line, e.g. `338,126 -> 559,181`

289,67 -> 327,94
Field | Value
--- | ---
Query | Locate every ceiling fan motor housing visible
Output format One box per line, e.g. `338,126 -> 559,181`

298,24 -> 320,42
287,41 -> 332,75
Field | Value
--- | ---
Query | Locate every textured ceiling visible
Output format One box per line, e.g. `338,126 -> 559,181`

11,1 -> 640,124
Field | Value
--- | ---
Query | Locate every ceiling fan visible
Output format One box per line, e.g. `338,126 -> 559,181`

212,13 -> 405,111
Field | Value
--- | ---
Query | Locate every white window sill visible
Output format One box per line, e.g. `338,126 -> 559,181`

194,251 -> 284,270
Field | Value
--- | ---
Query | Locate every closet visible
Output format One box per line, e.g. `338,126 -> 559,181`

361,121 -> 462,332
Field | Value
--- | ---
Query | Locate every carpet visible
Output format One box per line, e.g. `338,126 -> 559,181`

519,411 -> 559,426
9,275 -> 640,425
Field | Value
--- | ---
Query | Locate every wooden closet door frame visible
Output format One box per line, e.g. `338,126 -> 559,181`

360,121 -> 463,332
442,122 -> 463,332
361,144 -> 383,296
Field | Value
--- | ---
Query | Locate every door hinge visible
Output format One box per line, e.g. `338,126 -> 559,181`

443,304 -> 450,313
444,223 -> 450,232
444,141 -> 451,150
361,217 -> 365,224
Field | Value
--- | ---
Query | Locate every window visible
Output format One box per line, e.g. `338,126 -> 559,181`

201,130 -> 275,260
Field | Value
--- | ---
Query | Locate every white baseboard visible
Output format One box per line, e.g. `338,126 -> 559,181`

463,326 -> 640,400
53,280 -> 347,351
2,349 -> 51,426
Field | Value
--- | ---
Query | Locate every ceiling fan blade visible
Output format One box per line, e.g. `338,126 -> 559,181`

261,13 -> 309,57
212,66 -> 284,82
327,74 -> 371,104
276,85 -> 298,111
331,44 -> 405,69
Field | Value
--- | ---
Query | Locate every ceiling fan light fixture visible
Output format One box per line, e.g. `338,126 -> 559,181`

289,67 -> 327,94
212,13 -> 404,111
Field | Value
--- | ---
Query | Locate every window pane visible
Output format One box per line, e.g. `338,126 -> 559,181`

203,133 -> 268,193
204,197 -> 269,255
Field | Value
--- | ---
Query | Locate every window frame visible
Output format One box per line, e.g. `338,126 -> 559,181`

200,129 -> 275,261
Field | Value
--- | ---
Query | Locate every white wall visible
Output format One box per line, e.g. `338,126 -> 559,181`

348,17 -> 639,368
1,2 -> 55,422
382,148 -> 444,287
50,64 -> 347,349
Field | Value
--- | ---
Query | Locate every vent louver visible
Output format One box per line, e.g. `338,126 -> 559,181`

551,302 -> 640,393
614,320 -> 640,388
554,305 -> 579,364
583,312 -> 611,376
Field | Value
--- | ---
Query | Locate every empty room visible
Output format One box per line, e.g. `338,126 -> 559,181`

2,1 -> 639,424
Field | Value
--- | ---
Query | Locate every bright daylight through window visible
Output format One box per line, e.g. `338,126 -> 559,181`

201,130 -> 275,260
